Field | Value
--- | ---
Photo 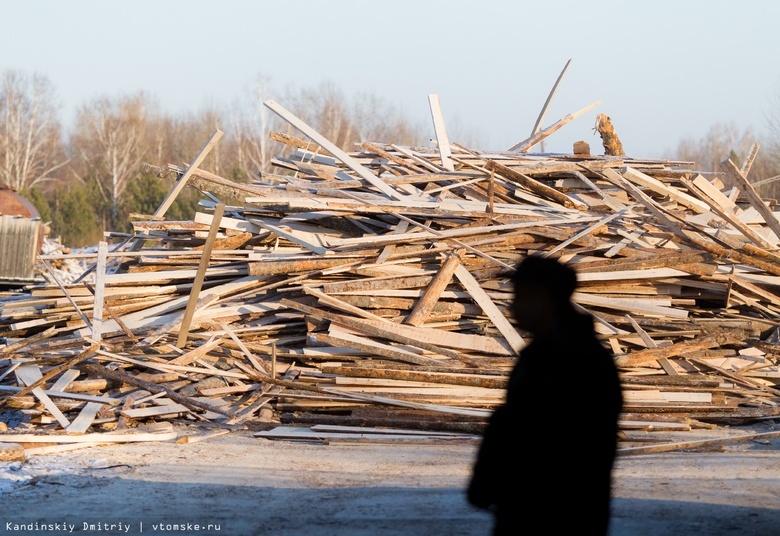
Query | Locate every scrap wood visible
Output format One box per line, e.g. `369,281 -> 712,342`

4,97 -> 780,446
618,429 -> 780,455
0,430 -> 178,444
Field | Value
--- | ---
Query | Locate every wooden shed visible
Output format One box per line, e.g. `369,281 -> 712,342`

0,215 -> 43,286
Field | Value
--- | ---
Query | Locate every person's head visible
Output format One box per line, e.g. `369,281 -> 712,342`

510,255 -> 578,335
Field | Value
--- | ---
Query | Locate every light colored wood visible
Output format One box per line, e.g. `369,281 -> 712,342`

405,253 -> 461,326
622,167 -> 710,213
23,442 -> 109,456
120,404 -> 190,419
544,208 -> 627,257
531,58 -> 572,136
91,241 -> 108,341
177,203 -> 225,347
682,176 -> 775,249
255,425 -> 478,442
249,218 -> 331,255
0,442 -> 25,462
721,157 -> 780,243
283,298 -> 512,357
618,430 -> 780,455
572,292 -> 688,319
0,384 -> 121,404
312,331 -> 451,367
169,335 -> 223,366
154,129 -> 223,218
220,322 -> 268,375
11,342 -> 99,399
692,174 -> 740,214
0,431 -> 179,443
264,99 -> 406,201
485,159 -> 587,210
50,368 -> 81,392
15,364 -> 70,428
324,388 -> 492,417
508,100 -> 602,152
428,94 -> 454,171
66,401 -> 103,433
454,263 -> 524,353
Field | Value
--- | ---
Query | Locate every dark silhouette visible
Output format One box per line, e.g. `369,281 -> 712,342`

467,255 -> 623,535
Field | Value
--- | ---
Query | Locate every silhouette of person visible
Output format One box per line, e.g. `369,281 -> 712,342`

467,255 -> 623,535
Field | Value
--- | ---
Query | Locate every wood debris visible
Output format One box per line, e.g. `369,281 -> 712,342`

2,93 -> 780,457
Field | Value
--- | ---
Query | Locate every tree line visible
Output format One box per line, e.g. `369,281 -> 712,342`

1,69 -> 778,248
0,71 -> 426,247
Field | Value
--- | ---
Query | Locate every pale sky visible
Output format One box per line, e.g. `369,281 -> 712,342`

4,0 -> 779,159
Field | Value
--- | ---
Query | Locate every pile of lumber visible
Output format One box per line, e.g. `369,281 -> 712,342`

2,95 -> 780,456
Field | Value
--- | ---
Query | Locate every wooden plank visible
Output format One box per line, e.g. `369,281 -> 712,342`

15,365 -> 70,428
692,174 -> 740,214
508,100 -> 602,152
721,157 -> 780,243
531,58 -> 572,136
249,218 -> 331,255
618,430 -> 780,455
154,129 -> 223,218
169,335 -> 224,366
428,94 -> 454,171
405,253 -> 461,326
544,208 -> 628,258
0,431 -> 179,443
312,331 -> 451,368
264,100 -> 406,201
321,387 -> 492,417
220,322 -> 268,375
0,385 -> 121,404
572,292 -> 688,319
8,342 -> 100,399
120,404 -> 190,419
49,368 -> 81,392
91,241 -> 108,341
453,263 -> 524,353
65,401 -> 104,434
282,298 -> 512,357
177,203 -> 225,347
622,167 -> 710,213
485,159 -> 587,210
255,426 -> 477,442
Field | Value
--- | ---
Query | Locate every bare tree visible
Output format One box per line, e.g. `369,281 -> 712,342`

351,91 -> 424,146
232,75 -> 278,180
0,70 -> 67,191
674,122 -> 759,172
70,92 -> 152,226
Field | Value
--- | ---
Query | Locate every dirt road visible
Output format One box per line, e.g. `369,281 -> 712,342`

1,424 -> 779,535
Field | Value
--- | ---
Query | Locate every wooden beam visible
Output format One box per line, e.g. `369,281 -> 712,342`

454,263 -> 524,353
154,129 -> 223,218
428,94 -> 454,171
720,157 -> 780,243
264,100 -> 406,201
485,159 -> 587,210
15,365 -> 70,428
177,203 -> 225,348
91,241 -> 108,341
531,58 -> 572,136
508,100 -> 602,152
405,253 -> 461,326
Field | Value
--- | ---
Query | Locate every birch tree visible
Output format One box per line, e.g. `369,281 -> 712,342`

232,75 -> 277,180
71,92 -> 151,226
0,70 -> 66,191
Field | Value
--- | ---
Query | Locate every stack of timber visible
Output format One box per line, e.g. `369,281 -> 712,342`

2,97 -> 780,455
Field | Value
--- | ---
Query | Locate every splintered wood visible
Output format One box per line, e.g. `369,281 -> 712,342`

2,100 -> 780,453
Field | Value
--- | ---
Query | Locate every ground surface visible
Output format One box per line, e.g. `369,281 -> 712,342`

1,423 -> 780,536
